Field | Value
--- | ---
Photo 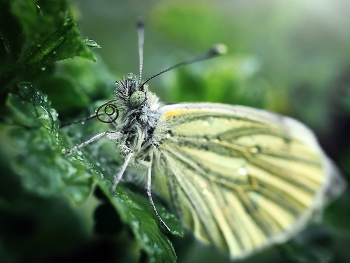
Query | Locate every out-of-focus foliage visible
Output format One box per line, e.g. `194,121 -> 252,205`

0,0 -> 349,262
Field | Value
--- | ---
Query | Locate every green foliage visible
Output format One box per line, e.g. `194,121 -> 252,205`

0,0 -> 95,85
0,1 -> 182,262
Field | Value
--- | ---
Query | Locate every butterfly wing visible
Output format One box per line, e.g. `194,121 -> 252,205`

151,103 -> 345,259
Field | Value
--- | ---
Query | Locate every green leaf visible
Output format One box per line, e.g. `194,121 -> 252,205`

35,57 -> 116,113
11,0 -> 96,64
0,0 -> 97,92
5,93 -> 40,127
165,55 -> 272,110
96,181 -> 180,263
3,82 -> 94,204
2,81 -> 183,261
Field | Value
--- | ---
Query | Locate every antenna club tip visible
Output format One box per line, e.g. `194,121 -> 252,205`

210,44 -> 228,55
136,18 -> 145,28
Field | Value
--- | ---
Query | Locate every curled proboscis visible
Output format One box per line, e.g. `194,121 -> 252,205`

96,99 -> 119,123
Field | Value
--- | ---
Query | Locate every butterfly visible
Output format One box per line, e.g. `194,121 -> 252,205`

62,20 -> 346,259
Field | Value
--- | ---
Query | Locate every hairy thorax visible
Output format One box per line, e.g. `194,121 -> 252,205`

113,74 -> 166,163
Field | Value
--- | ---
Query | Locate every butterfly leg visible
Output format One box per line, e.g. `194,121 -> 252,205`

147,164 -> 171,233
63,131 -> 121,156
111,151 -> 133,192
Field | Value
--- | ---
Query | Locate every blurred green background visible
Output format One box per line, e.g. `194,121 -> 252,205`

1,0 -> 350,262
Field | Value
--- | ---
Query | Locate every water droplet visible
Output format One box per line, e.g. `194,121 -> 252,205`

18,82 -> 35,97
67,166 -> 77,177
35,105 -> 53,130
3,38 -> 11,53
250,146 -> 261,153
202,188 -> 209,195
36,5 -> 43,16
207,117 -> 215,125
83,37 -> 101,49
239,167 -> 247,176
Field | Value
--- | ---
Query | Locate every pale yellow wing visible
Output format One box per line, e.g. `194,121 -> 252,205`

151,103 -> 344,259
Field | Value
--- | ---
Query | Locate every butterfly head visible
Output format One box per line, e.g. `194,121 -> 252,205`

113,73 -> 153,111
130,90 -> 146,108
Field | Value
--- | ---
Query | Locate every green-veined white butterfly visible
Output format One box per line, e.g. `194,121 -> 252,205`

63,20 -> 346,259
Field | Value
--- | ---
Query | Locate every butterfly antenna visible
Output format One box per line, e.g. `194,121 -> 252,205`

137,19 -> 145,84
60,114 -> 98,128
60,98 -> 120,128
139,44 -> 227,88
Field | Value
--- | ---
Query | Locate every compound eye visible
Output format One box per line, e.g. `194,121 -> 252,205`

129,90 -> 146,108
